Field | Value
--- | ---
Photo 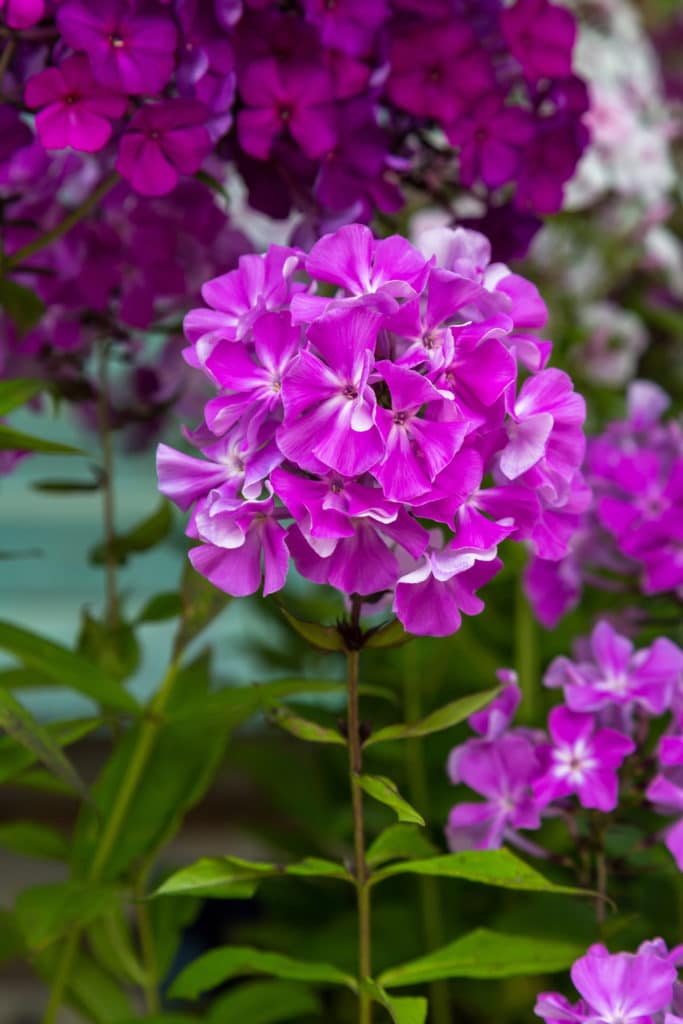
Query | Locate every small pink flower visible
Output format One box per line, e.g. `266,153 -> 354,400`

116,99 -> 212,196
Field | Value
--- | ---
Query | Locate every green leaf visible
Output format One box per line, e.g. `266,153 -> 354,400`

0,717 -> 101,784
370,849 -> 593,897
366,825 -> 438,869
0,620 -> 139,713
0,424 -> 84,455
362,981 -> 427,1024
0,377 -> 43,415
136,592 -> 182,624
276,603 -> 344,652
0,667 -> 58,689
270,705 -> 346,745
0,910 -> 25,964
0,688 -> 88,797
15,881 -> 119,950
363,618 -> 412,650
167,678 -> 349,725
90,500 -> 172,566
0,278 -> 45,333
170,946 -> 356,1000
32,466 -> 104,493
379,928 -> 585,986
365,687 -> 501,747
0,822 -> 67,860
207,980 -> 321,1024
87,904 -> 148,987
78,610 -> 140,683
173,561 -> 232,657
357,774 -> 425,826
36,947 -> 133,1024
153,854 -> 351,898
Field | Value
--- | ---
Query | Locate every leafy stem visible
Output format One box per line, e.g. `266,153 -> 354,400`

97,340 -> 119,631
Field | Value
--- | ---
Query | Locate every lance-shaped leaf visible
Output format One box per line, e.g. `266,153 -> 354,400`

169,946 -> 357,1000
0,278 -> 45,333
0,620 -> 139,713
362,981 -> 427,1024
154,855 -> 351,898
136,592 -> 182,624
87,905 -> 149,987
89,500 -> 172,566
365,687 -> 500,747
370,848 -> 594,897
0,688 -> 87,797
0,425 -> 85,455
363,618 -> 412,650
15,881 -> 119,950
0,822 -> 68,860
269,705 -> 346,745
206,980 -> 321,1024
168,678 -> 349,725
0,717 -> 101,785
366,825 -> 438,869
0,378 -> 43,415
34,946 -> 133,1024
379,928 -> 585,987
276,603 -> 344,652
358,775 -> 425,826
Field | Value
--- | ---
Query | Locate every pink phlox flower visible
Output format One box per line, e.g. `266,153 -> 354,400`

237,57 -> 336,160
570,944 -> 676,1024
0,0 -> 44,29
25,55 -> 127,154
446,95 -> 535,190
533,707 -> 635,813
278,306 -> 384,477
544,620 -> 683,717
116,99 -> 212,196
469,670 -> 521,740
189,489 -> 289,597
303,0 -> 387,56
446,730 -> 542,851
57,1 -> 178,95
502,0 -> 576,84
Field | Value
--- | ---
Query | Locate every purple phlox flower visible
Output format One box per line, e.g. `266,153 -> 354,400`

277,306 -> 384,477
446,731 -> 542,850
524,543 -> 584,630
189,489 -> 288,597
303,0 -> 387,56
184,246 -> 300,353
438,319 -> 518,423
533,707 -> 635,813
500,368 -> 586,504
372,360 -> 465,502
646,736 -> 683,871
291,224 -> 429,321
25,55 -> 127,154
469,670 -> 521,740
515,111 -> 585,215
387,20 -> 491,124
627,380 -> 671,431
570,943 -> 676,1024
447,96 -> 535,190
202,311 -> 300,437
0,106 -> 32,164
175,0 -> 235,110
57,1 -> 178,95
393,530 -> 503,637
502,0 -> 576,83
237,58 -> 336,160
0,0 -> 44,29
493,272 -> 552,372
544,620 -> 683,717
116,99 -> 212,196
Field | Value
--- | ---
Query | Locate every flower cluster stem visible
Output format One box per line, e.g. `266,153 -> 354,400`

346,603 -> 372,1024
97,341 -> 119,632
41,660 -> 180,1024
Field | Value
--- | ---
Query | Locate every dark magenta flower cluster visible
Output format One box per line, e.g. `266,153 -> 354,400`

158,222 -> 588,637
5,0 -> 588,223
525,381 -> 683,627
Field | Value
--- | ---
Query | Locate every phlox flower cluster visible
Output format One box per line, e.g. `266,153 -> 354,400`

525,380 -> 683,628
3,0 -> 588,230
157,222 -> 587,638
535,938 -> 683,1024
446,619 -> 683,857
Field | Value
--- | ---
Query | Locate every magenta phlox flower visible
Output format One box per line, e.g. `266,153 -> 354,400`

237,58 -> 336,160
447,96 -> 534,190
533,707 -> 635,813
393,532 -> 503,637
0,106 -> 32,164
534,992 -> 586,1024
189,489 -> 289,597
439,319 -> 518,422
184,247 -> 300,354
372,361 -> 465,502
502,0 -> 576,83
116,99 -> 212,196
201,311 -> 300,438
303,0 -> 387,56
25,56 -> 127,154
446,731 -> 542,850
278,307 -> 384,477
545,620 -> 683,717
646,737 -> 683,871
468,671 -> 521,740
570,944 -> 676,1024
0,0 -> 44,29
57,2 -> 178,95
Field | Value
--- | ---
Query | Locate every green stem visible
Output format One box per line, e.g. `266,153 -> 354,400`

41,660 -> 180,1024
3,173 -> 118,273
346,599 -> 372,1024
135,872 -> 161,1015
402,645 -> 450,1024
515,570 -> 538,724
97,341 -> 119,632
